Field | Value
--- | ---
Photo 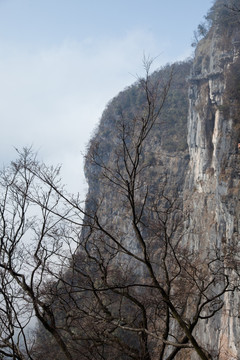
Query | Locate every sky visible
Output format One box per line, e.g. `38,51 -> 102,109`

0,0 -> 213,197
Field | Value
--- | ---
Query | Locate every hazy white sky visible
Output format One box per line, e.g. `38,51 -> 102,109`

0,0 -> 213,196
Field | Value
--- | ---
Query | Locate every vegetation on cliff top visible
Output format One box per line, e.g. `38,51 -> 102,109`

85,60 -> 191,187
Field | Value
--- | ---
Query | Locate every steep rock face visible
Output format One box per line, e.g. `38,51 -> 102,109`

85,62 -> 191,216
184,6 -> 240,358
33,2 -> 240,359
82,3 -> 240,358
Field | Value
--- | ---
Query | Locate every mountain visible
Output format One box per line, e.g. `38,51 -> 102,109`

34,1 -> 240,359
184,0 -> 240,357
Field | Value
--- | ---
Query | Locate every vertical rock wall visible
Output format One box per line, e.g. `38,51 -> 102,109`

184,17 -> 240,359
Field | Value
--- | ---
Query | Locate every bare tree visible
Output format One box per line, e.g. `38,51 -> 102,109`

0,149 -> 82,360
76,60 -> 233,360
0,60 -> 236,360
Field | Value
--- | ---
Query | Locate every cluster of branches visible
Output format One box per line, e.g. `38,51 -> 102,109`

191,22 -> 209,48
0,60 -> 238,360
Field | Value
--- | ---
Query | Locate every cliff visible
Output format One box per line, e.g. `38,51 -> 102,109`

82,1 -> 240,358
184,1 -> 240,358
85,61 -> 190,198
33,1 -> 240,359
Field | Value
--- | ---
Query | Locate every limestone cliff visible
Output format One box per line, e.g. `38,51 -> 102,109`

81,1 -> 240,358
85,61 -> 190,215
184,1 -> 240,358
32,1 -> 240,359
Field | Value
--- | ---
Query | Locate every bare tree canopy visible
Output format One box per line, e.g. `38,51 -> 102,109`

0,58 -> 238,360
